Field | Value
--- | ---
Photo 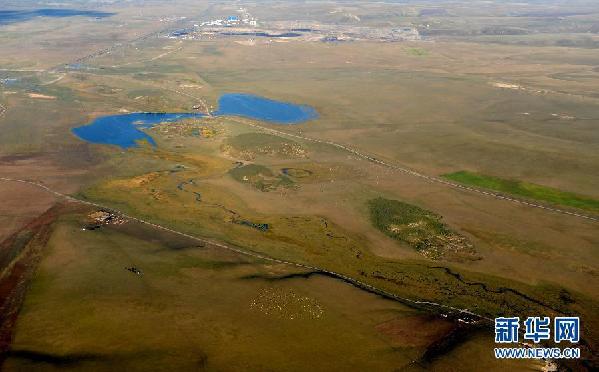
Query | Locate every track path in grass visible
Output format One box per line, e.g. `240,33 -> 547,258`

0,176 -> 489,323
70,19 -> 597,224
7,8 -> 596,223
226,117 -> 599,223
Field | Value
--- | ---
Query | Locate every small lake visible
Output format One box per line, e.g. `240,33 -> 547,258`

221,31 -> 303,38
72,113 -> 205,149
0,9 -> 115,25
72,93 -> 318,148
214,93 -> 318,124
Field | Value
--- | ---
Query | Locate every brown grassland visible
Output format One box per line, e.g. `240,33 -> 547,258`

1,1 -> 598,370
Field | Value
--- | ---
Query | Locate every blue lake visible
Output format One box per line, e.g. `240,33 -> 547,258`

72,113 -> 205,149
0,9 -> 114,25
72,93 -> 318,148
214,93 -> 318,124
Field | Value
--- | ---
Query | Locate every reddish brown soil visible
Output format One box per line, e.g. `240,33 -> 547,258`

0,204 -> 63,366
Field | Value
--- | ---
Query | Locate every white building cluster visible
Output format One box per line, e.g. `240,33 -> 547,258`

199,7 -> 258,28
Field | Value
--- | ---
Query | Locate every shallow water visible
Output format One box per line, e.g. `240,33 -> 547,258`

72,113 -> 204,149
221,32 -> 302,38
0,9 -> 115,26
72,94 -> 318,149
215,93 -> 318,124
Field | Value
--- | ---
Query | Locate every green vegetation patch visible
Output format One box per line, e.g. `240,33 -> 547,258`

406,47 -> 429,56
442,171 -> 599,213
281,168 -> 313,178
368,197 -> 477,261
229,164 -> 294,192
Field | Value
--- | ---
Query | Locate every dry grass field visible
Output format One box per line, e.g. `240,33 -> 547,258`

1,0 -> 598,370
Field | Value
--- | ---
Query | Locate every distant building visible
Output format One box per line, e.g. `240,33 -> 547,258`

227,15 -> 240,22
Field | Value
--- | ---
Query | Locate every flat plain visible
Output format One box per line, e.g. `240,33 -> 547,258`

0,1 -> 598,370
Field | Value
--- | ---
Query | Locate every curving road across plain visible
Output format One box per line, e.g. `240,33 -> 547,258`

0,176 -> 489,323
226,117 -> 599,223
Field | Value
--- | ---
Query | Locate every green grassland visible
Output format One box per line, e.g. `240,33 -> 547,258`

229,164 -> 295,192
368,197 -> 478,262
67,114 -> 598,365
181,40 -> 599,198
406,47 -> 429,56
5,212 -> 543,371
78,167 -> 599,347
3,214 -> 417,370
443,171 -> 599,213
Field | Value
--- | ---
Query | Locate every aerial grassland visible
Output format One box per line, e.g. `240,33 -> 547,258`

2,1 -> 599,369
3,213 -> 536,371
78,158 -> 599,354
368,197 -> 478,261
443,171 -> 599,213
